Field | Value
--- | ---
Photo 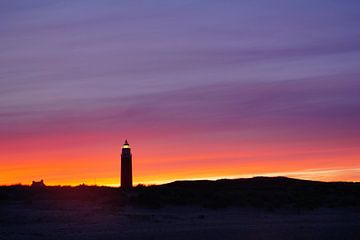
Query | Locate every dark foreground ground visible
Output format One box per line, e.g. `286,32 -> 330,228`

1,177 -> 359,239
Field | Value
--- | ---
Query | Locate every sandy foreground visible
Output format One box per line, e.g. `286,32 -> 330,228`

0,201 -> 359,240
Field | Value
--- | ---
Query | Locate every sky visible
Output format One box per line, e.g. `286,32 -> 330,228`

1,0 -> 360,186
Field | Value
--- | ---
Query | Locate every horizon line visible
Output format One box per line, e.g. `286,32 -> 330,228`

2,175 -> 359,188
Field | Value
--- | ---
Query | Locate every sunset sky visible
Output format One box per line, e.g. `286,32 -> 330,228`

1,0 -> 360,186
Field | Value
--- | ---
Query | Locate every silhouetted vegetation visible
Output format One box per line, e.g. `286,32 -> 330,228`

1,177 -> 359,210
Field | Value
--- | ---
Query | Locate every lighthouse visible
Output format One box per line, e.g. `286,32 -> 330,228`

121,140 -> 133,190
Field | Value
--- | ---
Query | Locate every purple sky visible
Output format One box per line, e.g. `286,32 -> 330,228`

1,1 -> 360,184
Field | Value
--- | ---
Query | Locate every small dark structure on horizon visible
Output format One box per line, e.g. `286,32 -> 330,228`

121,140 -> 133,190
31,179 -> 45,188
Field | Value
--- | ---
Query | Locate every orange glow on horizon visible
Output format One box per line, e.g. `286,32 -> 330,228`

1,149 -> 359,186
1,132 -> 359,186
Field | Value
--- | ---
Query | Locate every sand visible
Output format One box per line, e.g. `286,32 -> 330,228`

0,200 -> 359,240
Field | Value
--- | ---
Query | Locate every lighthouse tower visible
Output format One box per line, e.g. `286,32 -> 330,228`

121,140 -> 133,190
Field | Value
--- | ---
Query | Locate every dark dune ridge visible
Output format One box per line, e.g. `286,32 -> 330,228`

1,177 -> 360,240
1,177 -> 359,209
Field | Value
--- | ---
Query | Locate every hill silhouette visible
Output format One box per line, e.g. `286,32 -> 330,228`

1,177 -> 359,209
133,177 -> 360,209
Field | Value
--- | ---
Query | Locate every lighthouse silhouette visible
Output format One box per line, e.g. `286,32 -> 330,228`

121,140 -> 133,189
